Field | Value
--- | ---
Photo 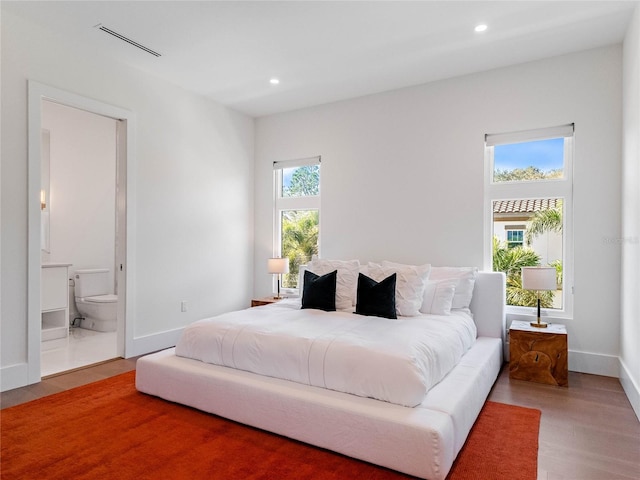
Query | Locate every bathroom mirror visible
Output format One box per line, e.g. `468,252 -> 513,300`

41,129 -> 50,253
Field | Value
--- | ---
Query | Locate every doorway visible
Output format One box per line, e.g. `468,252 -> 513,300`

27,82 -> 134,384
40,100 -> 119,376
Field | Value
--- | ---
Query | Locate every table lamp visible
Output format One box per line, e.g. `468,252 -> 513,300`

521,266 -> 557,328
267,257 -> 289,299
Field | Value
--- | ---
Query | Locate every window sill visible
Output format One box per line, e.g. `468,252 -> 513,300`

506,307 -> 573,324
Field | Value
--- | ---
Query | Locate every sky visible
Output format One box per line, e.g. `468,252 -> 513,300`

283,168 -> 294,189
494,138 -> 564,172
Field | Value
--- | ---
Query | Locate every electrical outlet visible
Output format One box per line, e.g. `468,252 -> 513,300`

181,301 -> 188,312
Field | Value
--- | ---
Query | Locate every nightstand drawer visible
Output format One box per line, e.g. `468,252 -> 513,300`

509,320 -> 568,387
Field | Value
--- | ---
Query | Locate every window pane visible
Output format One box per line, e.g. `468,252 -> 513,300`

506,229 -> 524,249
493,138 -> 564,182
281,210 -> 319,288
281,165 -> 320,198
492,198 -> 563,309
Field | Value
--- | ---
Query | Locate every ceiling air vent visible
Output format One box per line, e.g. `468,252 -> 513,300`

95,24 -> 161,57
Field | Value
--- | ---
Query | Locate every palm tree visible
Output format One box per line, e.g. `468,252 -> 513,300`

492,237 -> 554,307
524,202 -> 563,290
281,210 -> 319,288
525,203 -> 563,245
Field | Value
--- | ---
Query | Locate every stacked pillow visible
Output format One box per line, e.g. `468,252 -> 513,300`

301,270 -> 337,312
300,258 -> 478,319
354,272 -> 397,319
422,280 -> 457,315
429,266 -> 478,310
368,261 -> 431,317
305,259 -> 359,310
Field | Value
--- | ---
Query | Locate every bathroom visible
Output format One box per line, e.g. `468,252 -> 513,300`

41,99 -> 120,376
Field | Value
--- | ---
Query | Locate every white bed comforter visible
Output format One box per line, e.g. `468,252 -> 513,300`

175,299 -> 477,407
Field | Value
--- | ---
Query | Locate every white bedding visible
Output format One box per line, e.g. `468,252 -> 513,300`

175,298 -> 477,407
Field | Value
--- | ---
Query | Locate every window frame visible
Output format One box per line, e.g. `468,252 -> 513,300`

483,125 -> 574,318
506,228 -> 525,249
273,156 -> 321,293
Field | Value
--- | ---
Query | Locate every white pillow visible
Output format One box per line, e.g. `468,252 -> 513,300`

369,261 -> 431,316
429,266 -> 478,310
421,279 -> 456,315
306,259 -> 360,310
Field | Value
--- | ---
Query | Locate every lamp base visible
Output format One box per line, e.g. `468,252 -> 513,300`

273,296 -> 283,300
530,321 -> 548,328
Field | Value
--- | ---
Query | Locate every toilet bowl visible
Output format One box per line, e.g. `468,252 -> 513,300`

74,269 -> 117,332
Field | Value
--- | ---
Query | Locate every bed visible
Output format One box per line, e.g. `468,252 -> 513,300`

136,264 -> 505,480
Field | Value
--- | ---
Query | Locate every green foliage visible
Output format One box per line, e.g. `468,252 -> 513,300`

281,210 -> 319,288
506,271 -> 554,308
279,164 -> 320,288
492,237 -> 540,276
494,166 -> 562,182
549,259 -> 563,289
492,237 -> 554,307
283,166 -> 319,197
525,204 -> 563,245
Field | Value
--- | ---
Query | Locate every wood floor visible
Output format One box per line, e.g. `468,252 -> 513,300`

0,357 -> 138,408
489,367 -> 640,480
1,359 -> 639,480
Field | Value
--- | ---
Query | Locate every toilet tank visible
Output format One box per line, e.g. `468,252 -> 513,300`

74,269 -> 110,298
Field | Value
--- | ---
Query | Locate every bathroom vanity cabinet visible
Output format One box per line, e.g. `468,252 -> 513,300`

41,263 -> 71,350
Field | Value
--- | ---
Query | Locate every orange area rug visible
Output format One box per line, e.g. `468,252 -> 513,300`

1,371 -> 540,479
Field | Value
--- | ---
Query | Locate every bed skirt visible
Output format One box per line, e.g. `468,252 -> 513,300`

136,336 -> 502,480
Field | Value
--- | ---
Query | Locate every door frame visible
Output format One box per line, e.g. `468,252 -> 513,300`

27,81 -> 136,384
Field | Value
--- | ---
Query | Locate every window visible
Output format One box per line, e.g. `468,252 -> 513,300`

506,228 -> 524,249
274,157 -> 321,290
484,125 -> 573,315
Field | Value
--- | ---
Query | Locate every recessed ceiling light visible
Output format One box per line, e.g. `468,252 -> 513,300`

269,78 -> 280,85
475,24 -> 488,33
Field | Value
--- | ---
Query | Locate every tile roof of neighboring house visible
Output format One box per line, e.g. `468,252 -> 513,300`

493,198 -> 561,214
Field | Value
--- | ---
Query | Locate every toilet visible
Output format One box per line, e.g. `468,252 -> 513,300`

74,269 -> 117,332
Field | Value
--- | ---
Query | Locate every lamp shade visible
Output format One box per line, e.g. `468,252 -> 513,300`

267,257 -> 289,275
521,267 -> 556,291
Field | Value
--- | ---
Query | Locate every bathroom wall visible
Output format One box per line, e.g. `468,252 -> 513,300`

41,101 -> 117,319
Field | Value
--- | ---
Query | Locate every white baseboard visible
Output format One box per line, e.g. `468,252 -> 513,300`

568,349 -> 619,377
127,327 -> 184,358
1,328 -> 184,392
619,358 -> 640,422
1,362 -> 29,392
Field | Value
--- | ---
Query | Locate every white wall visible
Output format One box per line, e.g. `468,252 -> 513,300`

1,10 -> 255,389
255,46 -> 623,377
621,5 -> 640,419
42,101 -> 117,319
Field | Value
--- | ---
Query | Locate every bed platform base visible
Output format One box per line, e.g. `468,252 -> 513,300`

136,337 -> 501,480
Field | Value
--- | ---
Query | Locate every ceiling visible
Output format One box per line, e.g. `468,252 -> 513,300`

3,1 -> 637,117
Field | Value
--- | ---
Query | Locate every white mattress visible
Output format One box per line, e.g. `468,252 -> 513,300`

136,336 -> 502,480
175,299 -> 477,407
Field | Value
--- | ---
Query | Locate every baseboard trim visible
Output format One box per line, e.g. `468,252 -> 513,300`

128,327 -> 184,358
619,358 -> 640,422
1,328 -> 185,392
1,362 -> 29,392
568,350 -> 619,377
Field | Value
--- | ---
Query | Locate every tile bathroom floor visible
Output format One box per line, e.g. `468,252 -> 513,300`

41,327 -> 118,377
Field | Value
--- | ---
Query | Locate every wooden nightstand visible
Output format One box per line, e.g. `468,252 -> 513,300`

509,320 -> 568,387
250,297 -> 282,307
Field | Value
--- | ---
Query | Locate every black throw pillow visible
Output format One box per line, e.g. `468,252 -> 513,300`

355,273 -> 397,319
301,269 -> 337,311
